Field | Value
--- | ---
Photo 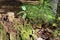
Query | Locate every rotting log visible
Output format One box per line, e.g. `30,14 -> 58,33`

0,0 -> 39,14
0,1 -> 22,14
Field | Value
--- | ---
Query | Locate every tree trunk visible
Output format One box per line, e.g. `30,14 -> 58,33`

52,0 -> 58,14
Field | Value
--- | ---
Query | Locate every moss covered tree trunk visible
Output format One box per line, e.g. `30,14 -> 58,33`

0,31 -> 7,40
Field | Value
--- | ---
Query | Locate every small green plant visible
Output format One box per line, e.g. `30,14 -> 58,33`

14,20 -> 33,40
17,0 -> 55,24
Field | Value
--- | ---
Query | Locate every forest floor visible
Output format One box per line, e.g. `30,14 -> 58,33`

0,0 -> 60,40
0,12 -> 60,40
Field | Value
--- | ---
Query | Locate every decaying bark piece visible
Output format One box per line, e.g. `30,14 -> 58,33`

7,12 -> 14,22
